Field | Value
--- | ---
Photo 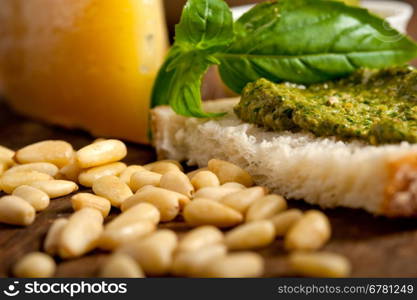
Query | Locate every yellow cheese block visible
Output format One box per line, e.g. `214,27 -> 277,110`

0,0 -> 168,144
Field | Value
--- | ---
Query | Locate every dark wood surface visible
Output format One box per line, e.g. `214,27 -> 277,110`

1,100 -> 417,278
1,0 -> 417,278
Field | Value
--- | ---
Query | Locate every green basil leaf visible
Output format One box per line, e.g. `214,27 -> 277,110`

217,0 -> 417,93
151,0 -> 233,117
151,47 -> 225,118
232,1 -> 280,38
175,0 -> 234,52
168,51 -> 226,118
152,0 -> 417,119
151,46 -> 182,108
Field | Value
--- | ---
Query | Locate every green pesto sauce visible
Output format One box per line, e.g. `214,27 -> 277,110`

235,66 -> 417,144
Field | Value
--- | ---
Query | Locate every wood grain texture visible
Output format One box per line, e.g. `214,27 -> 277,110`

1,101 -> 417,278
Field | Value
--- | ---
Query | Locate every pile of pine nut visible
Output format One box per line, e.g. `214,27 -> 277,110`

0,140 -> 351,278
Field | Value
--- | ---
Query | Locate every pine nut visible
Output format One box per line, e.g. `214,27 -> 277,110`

0,152 -> 14,169
202,252 -> 264,278
0,170 -> 52,194
190,170 -> 220,190
0,145 -> 15,159
0,161 -> 8,176
289,252 -> 351,278
186,167 -> 208,180
44,218 -> 69,255
78,162 -> 127,187
6,162 -> 59,177
172,244 -> 227,277
177,226 -> 224,252
129,170 -> 161,192
76,139 -> 127,168
92,175 -> 133,208
99,203 -> 160,250
121,186 -> 186,221
208,159 -> 253,187
29,180 -> 78,198
108,203 -> 160,227
13,252 -> 56,278
285,210 -> 331,251
93,138 -> 107,143
118,229 -> 178,276
225,220 -> 275,250
59,208 -> 104,258
160,170 -> 194,197
100,253 -> 145,278
59,155 -> 82,182
183,198 -> 243,228
119,165 -> 146,186
144,160 -> 182,174
221,182 -> 246,190
220,187 -> 266,213
0,195 -> 36,226
99,220 -> 156,250
0,153 -> 14,165
246,194 -> 287,222
15,140 -> 74,168
194,186 -> 241,202
71,193 -> 111,217
13,185 -> 50,211
271,209 -> 304,236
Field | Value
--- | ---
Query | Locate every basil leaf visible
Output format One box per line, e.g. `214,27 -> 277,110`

152,0 -> 417,119
151,47 -> 182,108
151,0 -> 233,117
169,52 -> 226,118
217,0 -> 417,93
175,0 -> 234,52
151,47 -> 224,117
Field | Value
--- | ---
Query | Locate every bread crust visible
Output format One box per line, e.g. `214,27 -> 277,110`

151,99 -> 417,218
384,154 -> 417,217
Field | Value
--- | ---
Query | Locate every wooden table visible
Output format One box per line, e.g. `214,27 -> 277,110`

1,100 -> 417,278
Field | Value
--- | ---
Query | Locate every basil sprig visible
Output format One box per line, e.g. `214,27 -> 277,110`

151,0 -> 233,118
151,0 -> 417,117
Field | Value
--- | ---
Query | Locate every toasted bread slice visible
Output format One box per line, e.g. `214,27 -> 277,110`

151,98 -> 417,217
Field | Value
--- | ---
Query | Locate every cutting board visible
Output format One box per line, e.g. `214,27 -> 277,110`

1,100 -> 417,278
